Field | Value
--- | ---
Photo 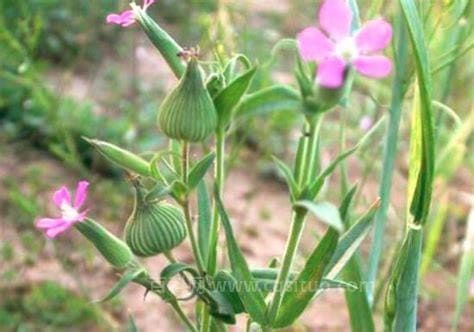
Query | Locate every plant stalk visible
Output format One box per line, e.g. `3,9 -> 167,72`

201,128 -> 226,332
181,141 -> 206,274
268,116 -> 320,322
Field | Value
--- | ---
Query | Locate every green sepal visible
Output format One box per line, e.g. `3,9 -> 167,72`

131,3 -> 184,78
75,218 -> 134,269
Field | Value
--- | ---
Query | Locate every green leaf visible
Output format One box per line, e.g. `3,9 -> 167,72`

339,184 -> 358,223
384,228 -> 423,332
215,188 -> 268,325
325,200 -> 380,279
366,11 -> 410,304
452,209 -> 474,331
214,271 -> 245,314
294,200 -> 344,233
272,229 -> 339,328
197,181 -> 212,266
401,0 -> 435,225
272,156 -> 298,200
234,85 -> 300,119
307,146 -> 358,200
339,185 -> 375,332
96,268 -> 146,302
214,66 -> 257,128
126,315 -> 138,332
188,152 -> 215,190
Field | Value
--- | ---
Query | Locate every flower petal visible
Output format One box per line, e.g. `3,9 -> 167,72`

106,11 -> 135,27
36,218 -> 66,229
46,222 -> 73,238
52,186 -> 71,208
317,56 -> 347,88
74,181 -> 89,209
353,55 -> 392,78
319,0 -> 353,41
355,19 -> 392,54
297,27 -> 335,62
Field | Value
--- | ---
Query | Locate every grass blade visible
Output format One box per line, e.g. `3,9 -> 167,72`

366,10 -> 410,304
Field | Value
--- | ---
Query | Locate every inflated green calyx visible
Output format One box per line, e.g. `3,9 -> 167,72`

158,56 -> 218,142
125,185 -> 186,257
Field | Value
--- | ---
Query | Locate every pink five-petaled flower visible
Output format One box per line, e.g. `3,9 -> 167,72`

106,0 -> 156,27
36,181 -> 90,238
297,0 -> 392,88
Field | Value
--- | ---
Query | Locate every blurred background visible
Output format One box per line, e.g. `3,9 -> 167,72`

0,0 -> 472,331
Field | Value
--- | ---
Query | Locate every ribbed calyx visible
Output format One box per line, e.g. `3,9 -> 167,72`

75,218 -> 134,269
125,186 -> 186,257
158,57 -> 217,142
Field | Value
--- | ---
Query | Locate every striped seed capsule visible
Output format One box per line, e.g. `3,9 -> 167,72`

158,56 -> 217,142
125,186 -> 186,257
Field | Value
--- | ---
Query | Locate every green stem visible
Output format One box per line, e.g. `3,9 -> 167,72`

267,116 -> 321,322
169,299 -> 199,332
181,141 -> 206,274
201,129 -> 226,332
267,211 -> 306,322
134,274 -> 197,331
207,128 -> 226,275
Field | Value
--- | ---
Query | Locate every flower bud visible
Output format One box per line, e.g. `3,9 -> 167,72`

158,57 -> 218,142
84,137 -> 151,177
75,218 -> 134,269
125,186 -> 186,257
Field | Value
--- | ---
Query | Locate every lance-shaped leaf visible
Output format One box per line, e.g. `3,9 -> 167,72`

188,152 -> 215,190
325,199 -> 380,279
339,185 -> 375,332
272,229 -> 339,328
306,146 -> 358,200
84,137 -> 151,177
272,156 -> 298,200
214,66 -> 257,129
215,188 -> 268,325
96,267 -> 146,302
294,200 -> 344,233
402,0 -> 435,225
234,85 -> 300,119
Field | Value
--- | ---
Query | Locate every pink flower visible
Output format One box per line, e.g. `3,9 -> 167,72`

297,0 -> 392,88
106,0 -> 156,27
36,181 -> 90,238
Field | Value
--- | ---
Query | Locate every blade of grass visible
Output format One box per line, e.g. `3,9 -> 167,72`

366,9 -> 410,305
384,1 -> 436,330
